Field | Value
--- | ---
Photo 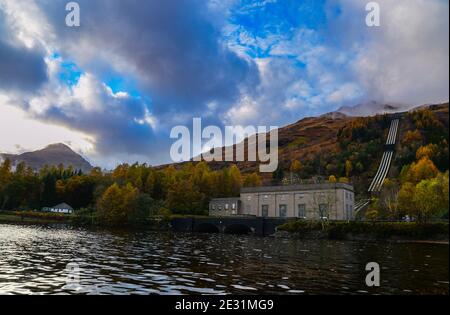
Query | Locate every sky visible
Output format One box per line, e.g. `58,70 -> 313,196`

0,0 -> 448,168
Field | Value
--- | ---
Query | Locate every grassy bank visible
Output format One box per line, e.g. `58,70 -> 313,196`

277,220 -> 449,241
0,211 -> 73,225
0,210 -> 177,230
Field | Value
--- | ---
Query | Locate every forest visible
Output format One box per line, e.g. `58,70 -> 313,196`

0,158 -> 262,225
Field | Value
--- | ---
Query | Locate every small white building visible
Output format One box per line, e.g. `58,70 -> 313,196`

43,203 -> 74,214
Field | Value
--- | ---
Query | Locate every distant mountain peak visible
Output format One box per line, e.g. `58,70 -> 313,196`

1,143 -> 93,172
44,143 -> 74,152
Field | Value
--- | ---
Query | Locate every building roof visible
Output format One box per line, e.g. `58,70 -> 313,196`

241,183 -> 354,194
52,203 -> 74,210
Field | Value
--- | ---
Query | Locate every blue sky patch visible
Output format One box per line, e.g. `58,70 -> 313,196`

58,60 -> 82,87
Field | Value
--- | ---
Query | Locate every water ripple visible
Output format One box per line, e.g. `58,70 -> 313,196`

0,224 -> 448,295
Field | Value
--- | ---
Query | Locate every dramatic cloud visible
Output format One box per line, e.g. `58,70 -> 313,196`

0,0 -> 260,166
0,0 -> 448,167
222,0 -> 449,126
20,55 -> 167,167
39,0 -> 259,118
3,0 -> 258,167
0,9 -> 48,93
0,41 -> 48,93
328,0 -> 449,105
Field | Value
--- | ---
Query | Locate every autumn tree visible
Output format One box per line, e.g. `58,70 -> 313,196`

166,179 -> 205,215
379,179 -> 400,219
345,160 -> 353,178
229,165 -> 243,196
416,144 -> 437,160
402,129 -> 423,144
97,183 -> 123,225
365,208 -> 379,223
97,183 -> 147,226
0,159 -> 12,208
243,172 -> 262,187
413,178 -> 442,222
405,157 -> 439,184
288,160 -> 303,183
111,164 -> 129,185
436,171 -> 449,216
398,182 -> 416,217
219,167 -> 232,196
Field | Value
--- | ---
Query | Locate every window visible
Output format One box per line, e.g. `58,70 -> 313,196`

346,204 -> 353,220
225,204 -> 229,210
247,196 -> 252,201
262,205 -> 269,217
279,204 -> 287,218
298,204 -> 306,218
212,205 -> 216,210
346,192 -> 353,201
263,195 -> 269,200
319,204 -> 329,218
232,203 -> 236,210
218,205 -> 222,211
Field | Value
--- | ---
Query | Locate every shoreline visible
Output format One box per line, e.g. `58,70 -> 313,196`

0,213 -> 72,225
272,230 -> 449,244
1,213 -> 448,243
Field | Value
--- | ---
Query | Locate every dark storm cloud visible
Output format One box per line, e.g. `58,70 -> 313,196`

1,0 -> 259,165
0,42 -> 48,92
40,0 -> 259,116
36,99 -> 156,157
0,10 -> 48,93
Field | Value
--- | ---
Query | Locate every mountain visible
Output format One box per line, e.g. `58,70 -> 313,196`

196,110 -> 358,177
184,102 -> 449,192
1,143 -> 93,172
336,101 -> 412,117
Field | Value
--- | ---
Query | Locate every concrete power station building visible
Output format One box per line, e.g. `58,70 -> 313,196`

209,183 -> 355,221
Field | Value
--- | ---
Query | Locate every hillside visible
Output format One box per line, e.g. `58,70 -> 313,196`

0,103 -> 447,217
192,103 -> 449,196
1,143 -> 93,173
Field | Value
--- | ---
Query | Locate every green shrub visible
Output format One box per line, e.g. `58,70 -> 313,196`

278,220 -> 449,239
13,210 -> 70,222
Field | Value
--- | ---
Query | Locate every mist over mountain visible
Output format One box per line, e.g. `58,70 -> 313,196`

335,101 -> 414,117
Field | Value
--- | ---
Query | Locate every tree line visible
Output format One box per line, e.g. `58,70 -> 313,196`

0,160 -> 262,225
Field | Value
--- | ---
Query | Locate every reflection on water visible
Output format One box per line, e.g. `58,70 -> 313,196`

0,224 -> 448,295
